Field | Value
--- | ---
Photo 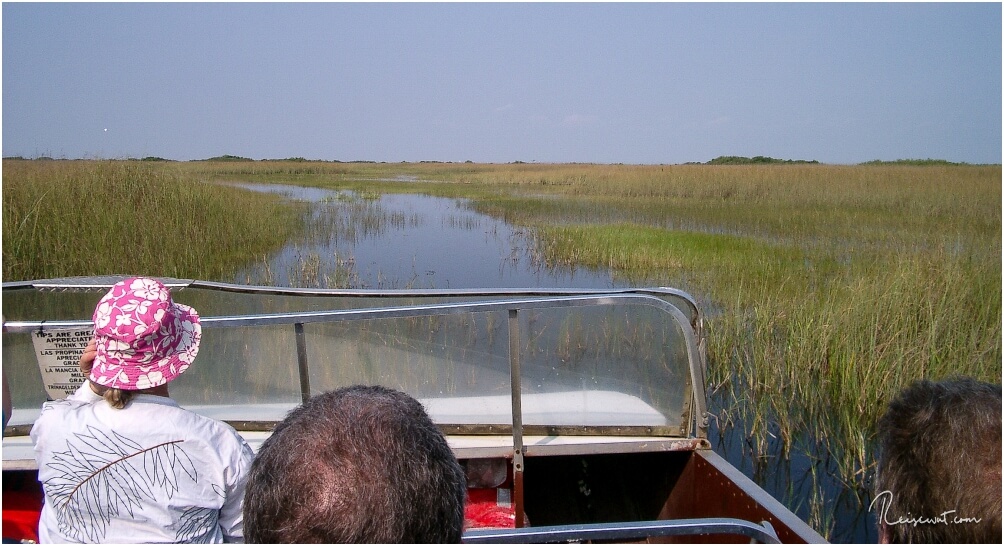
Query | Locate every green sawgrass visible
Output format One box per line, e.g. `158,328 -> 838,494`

2,160 -> 305,281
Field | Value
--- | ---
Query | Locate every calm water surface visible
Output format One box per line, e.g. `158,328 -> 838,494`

231,182 -> 875,543
231,182 -> 628,290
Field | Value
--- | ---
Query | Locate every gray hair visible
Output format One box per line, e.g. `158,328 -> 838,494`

875,377 -> 1001,543
244,385 -> 466,543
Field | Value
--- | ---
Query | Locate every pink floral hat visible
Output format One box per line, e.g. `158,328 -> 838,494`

89,277 -> 201,391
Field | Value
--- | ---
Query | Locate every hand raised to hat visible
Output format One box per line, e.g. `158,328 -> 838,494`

80,339 -> 97,376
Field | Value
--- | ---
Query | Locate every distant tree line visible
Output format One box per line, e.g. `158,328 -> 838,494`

704,155 -> 820,165
194,154 -> 255,162
858,158 -> 967,166
1,155 -> 989,166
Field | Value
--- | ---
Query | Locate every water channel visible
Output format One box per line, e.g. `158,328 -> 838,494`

228,182 -> 875,543
229,182 -> 629,290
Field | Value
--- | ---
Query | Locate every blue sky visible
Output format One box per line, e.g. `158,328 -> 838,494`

3,2 -> 1001,164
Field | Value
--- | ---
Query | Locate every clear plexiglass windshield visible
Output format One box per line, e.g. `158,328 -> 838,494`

2,278 -> 705,438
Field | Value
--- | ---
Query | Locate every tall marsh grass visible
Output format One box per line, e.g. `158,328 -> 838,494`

447,163 -> 1002,486
2,160 -> 305,281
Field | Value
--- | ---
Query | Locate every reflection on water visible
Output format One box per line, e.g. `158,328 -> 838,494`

229,182 -> 626,290
709,390 -> 877,543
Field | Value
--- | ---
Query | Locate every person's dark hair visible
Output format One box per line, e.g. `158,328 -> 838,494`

874,377 -> 1002,543
244,385 -> 466,543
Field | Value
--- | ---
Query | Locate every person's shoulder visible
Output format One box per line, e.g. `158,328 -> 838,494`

30,397 -> 93,441
171,406 -> 252,454
36,396 -> 84,419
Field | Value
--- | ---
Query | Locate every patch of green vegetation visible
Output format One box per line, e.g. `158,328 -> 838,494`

527,223 -> 807,287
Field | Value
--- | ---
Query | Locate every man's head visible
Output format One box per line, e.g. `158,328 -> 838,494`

244,385 -> 466,543
874,377 -> 1001,543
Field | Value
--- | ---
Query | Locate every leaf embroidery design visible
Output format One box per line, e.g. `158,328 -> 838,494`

177,489 -> 224,544
176,508 -> 218,543
43,425 -> 202,543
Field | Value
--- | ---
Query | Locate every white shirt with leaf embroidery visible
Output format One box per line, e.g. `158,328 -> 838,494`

31,385 -> 254,543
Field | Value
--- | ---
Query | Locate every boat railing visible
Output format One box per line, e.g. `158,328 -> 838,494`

461,517 -> 781,544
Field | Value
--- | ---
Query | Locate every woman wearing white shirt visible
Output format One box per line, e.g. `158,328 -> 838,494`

31,277 -> 254,543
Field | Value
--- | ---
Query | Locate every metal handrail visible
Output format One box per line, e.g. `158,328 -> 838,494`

461,517 -> 781,544
25,294 -> 683,332
2,277 -> 700,316
2,278 -> 701,328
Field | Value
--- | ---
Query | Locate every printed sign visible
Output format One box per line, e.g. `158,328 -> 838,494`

31,328 -> 92,399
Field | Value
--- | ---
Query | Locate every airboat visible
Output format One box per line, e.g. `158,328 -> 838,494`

2,277 -> 826,543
